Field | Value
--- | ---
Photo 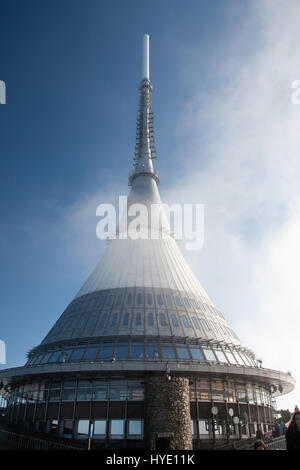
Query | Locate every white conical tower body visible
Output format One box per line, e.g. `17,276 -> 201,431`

40,34 -> 242,351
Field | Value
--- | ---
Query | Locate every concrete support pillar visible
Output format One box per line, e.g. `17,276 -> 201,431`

145,375 -> 192,450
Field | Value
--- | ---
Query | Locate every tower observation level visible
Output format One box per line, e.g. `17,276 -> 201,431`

0,34 -> 295,450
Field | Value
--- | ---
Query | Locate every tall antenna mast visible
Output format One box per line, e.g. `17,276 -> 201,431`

142,34 -> 150,80
129,34 -> 159,187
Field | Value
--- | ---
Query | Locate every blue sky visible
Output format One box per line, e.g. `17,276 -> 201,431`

1,0 -> 300,411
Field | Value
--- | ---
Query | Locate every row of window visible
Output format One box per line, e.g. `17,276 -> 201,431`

191,420 -> 273,437
26,341 -> 256,367
10,379 -> 144,405
69,291 -> 220,315
190,380 -> 272,406
47,309 -> 238,344
45,418 -> 143,439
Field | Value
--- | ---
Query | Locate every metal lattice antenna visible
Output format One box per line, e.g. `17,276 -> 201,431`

129,34 -> 159,186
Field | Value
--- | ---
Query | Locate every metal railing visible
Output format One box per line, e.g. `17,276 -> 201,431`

265,436 -> 286,450
0,428 -> 83,450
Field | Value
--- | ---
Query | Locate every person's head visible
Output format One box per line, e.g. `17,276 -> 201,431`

254,440 -> 266,450
288,411 -> 300,431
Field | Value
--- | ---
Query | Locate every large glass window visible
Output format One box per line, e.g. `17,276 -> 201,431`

110,313 -> 118,327
145,345 -> 159,359
171,314 -> 179,327
157,294 -> 163,305
49,381 -> 61,402
62,380 -> 76,401
109,381 -> 127,400
62,420 -> 73,437
115,345 -> 128,359
110,420 -> 125,439
166,295 -> 173,306
199,420 -> 209,435
190,348 -> 204,360
77,420 -> 89,438
123,312 -> 130,326
191,317 -> 200,329
135,313 -> 142,326
77,380 -> 92,401
126,294 -> 132,306
71,348 -> 86,361
40,352 -> 53,364
175,296 -> 183,307
224,351 -> 237,364
128,420 -> 143,438
159,313 -> 168,327
84,347 -> 99,360
202,349 -> 216,361
93,380 -> 108,400
48,351 -> 61,363
176,347 -> 190,359
99,345 -> 114,359
215,350 -> 228,363
98,313 -> 107,328
161,346 -> 176,359
130,345 -> 144,359
182,315 -> 191,328
116,294 -> 122,306
184,298 -> 191,309
136,293 -> 142,305
94,420 -> 106,438
146,294 -> 153,305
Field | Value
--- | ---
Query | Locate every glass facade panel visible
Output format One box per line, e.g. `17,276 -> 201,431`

63,420 -> 73,437
191,317 -> 200,329
84,347 -> 99,360
157,295 -> 163,305
166,295 -> 173,306
215,351 -> 228,363
145,345 -> 159,359
225,351 -> 237,364
135,313 -> 142,326
115,345 -> 128,359
62,389 -> 76,401
159,313 -> 167,326
171,314 -> 179,327
128,420 -> 143,437
123,312 -> 130,326
190,348 -> 204,360
110,420 -> 125,438
71,348 -> 85,361
77,388 -> 92,401
93,387 -> 108,400
182,315 -> 191,328
176,347 -> 190,359
161,347 -> 176,359
99,346 -> 114,359
130,345 -> 144,359
94,420 -> 106,436
202,349 -> 216,361
48,351 -> 61,363
146,294 -> 152,305
78,420 -> 89,438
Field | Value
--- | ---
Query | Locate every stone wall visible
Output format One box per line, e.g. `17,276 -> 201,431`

145,375 -> 192,450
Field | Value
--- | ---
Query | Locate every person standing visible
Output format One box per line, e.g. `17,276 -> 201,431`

285,411 -> 300,450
